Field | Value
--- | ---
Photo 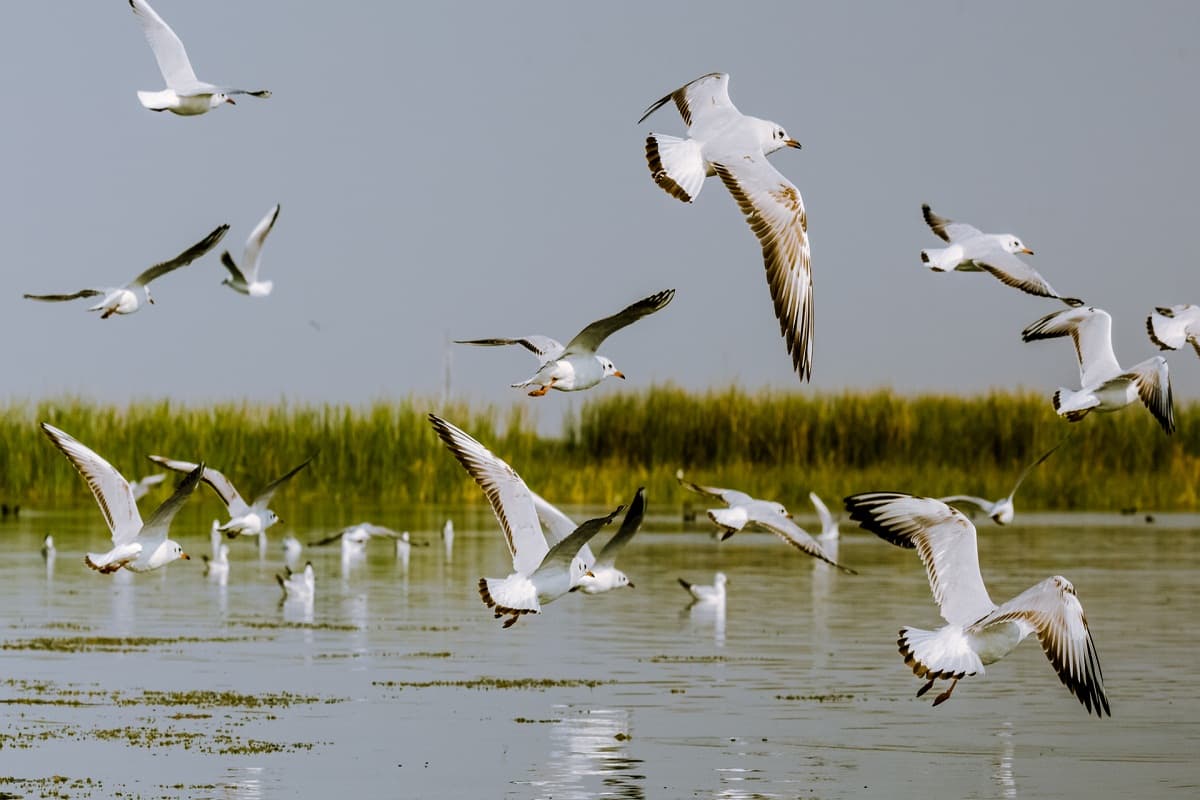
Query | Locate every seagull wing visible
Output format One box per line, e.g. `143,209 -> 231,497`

595,487 -> 646,567
979,576 -> 1110,717
844,492 -> 996,625
921,204 -> 983,243
455,336 -> 565,363
429,414 -> 548,575
750,511 -> 855,573
808,491 -> 837,537
220,252 -> 249,285
24,290 -> 104,302
1145,304 -> 1200,352
146,455 -> 250,516
360,524 -> 403,539
128,0 -> 199,90
242,204 -> 280,282
530,491 -> 594,567
675,470 -> 753,507
308,529 -> 350,547
534,505 -> 622,578
637,72 -> 738,131
711,157 -> 812,380
137,462 -> 204,543
130,224 -> 229,289
1022,306 -> 1121,388
968,243 -> 1073,302
562,289 -> 675,356
937,495 -> 995,513
250,456 -> 314,509
41,423 -> 143,544
1008,439 -> 1067,498
1106,356 -> 1175,435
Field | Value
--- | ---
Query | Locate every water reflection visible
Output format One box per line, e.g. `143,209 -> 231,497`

993,721 -> 1017,799
528,707 -> 644,799
684,600 -> 726,647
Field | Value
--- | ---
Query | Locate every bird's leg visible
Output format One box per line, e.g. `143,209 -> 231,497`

502,613 -> 521,628
932,678 -> 959,707
916,678 -> 937,698
101,307 -> 116,320
527,380 -> 554,398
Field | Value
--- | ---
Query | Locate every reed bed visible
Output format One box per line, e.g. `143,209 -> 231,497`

2,387 -> 1198,515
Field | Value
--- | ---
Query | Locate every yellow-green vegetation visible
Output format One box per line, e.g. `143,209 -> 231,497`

372,677 -> 609,690
3,386 -> 1198,513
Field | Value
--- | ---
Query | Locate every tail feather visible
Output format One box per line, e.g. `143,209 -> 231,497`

898,626 -> 983,681
677,577 -> 693,591
645,134 -> 706,203
1053,388 -> 1095,422
85,552 -> 122,574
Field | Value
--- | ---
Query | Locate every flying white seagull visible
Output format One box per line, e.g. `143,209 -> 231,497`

640,73 -> 811,380
457,289 -> 674,396
533,487 -> 647,594
678,572 -> 727,605
128,0 -> 270,115
920,205 -> 1080,305
221,204 -> 280,297
1146,304 -> 1200,357
24,225 -> 228,318
676,471 -> 854,573
277,561 -> 315,602
41,423 -> 199,573
844,492 -> 1110,717
939,440 -> 1066,526
429,414 -> 622,627
309,523 -> 404,559
147,454 -> 314,538
129,472 -> 168,501
1022,306 -> 1175,434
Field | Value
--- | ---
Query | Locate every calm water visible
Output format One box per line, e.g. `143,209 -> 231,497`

0,504 -> 1196,799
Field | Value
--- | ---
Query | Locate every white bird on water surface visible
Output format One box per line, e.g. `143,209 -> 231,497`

277,561 -> 315,602
203,543 -> 229,583
675,471 -> 854,573
221,205 -> 280,297
456,289 -> 674,396
147,453 -> 314,538
128,0 -> 270,115
40,423 -> 200,574
429,414 -> 623,628
1146,304 -> 1200,357
23,225 -> 228,318
395,531 -> 412,570
678,572 -> 727,605
1022,306 -> 1175,434
939,439 -> 1066,526
919,205 -> 1080,305
533,487 -> 647,594
844,492 -> 1110,717
639,72 -> 811,380
41,534 -> 56,562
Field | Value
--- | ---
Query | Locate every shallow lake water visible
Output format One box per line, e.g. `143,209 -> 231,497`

0,503 -> 1196,799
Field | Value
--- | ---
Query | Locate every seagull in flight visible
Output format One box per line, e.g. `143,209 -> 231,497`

147,453 -> 314,538
939,439 -> 1066,526
1022,306 -> 1175,434
844,492 -> 1110,717
676,471 -> 854,573
457,289 -> 674,396
221,204 -> 280,297
639,72 -> 811,380
309,523 -> 404,559
920,205 -> 1080,305
41,423 -> 200,573
1146,304 -> 1200,357
24,225 -> 228,318
128,0 -> 270,115
532,487 -> 647,594
129,472 -> 168,502
429,413 -> 622,627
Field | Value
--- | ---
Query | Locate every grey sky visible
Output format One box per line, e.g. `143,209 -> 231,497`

4,2 -> 1198,415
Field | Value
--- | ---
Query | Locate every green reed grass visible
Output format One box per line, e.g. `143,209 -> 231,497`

3,386 -> 1198,515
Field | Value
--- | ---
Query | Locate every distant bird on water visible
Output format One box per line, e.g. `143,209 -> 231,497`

128,0 -> 270,115
639,72 -> 811,380
678,572 -> 727,605
24,225 -> 228,318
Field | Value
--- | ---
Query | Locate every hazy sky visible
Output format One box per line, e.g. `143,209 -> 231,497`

4,2 -> 1199,417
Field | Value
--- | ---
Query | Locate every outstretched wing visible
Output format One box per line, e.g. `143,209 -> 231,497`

130,224 -> 229,288
24,289 -> 103,302
980,576 -> 1110,717
146,455 -> 250,516
530,491 -> 595,567
534,505 -> 623,577
712,157 -> 812,381
41,423 -> 143,544
138,462 -> 205,543
921,204 -> 983,243
638,72 -> 737,134
128,0 -> 198,89
595,487 -> 646,567
220,251 -> 249,285
844,492 -> 995,625
1008,439 -> 1067,498
969,245 -> 1075,303
1022,306 -> 1121,388
242,204 -> 280,282
675,470 -> 752,507
455,336 -> 565,363
250,456 -> 314,509
562,289 -> 675,356
1109,356 -> 1175,435
750,511 -> 855,573
808,491 -> 837,538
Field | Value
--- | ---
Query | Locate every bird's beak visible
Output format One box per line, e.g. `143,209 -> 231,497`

627,581 -> 635,589
181,552 -> 190,560
786,512 -> 794,519
1019,247 -> 1034,255
785,139 -> 802,149
585,570 -> 595,578
613,371 -> 626,380
226,97 -> 237,105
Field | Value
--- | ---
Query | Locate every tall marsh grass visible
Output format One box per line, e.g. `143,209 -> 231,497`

3,386 -> 1198,515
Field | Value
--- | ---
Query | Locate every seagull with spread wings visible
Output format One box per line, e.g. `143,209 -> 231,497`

429,414 -> 622,627
128,0 -> 270,115
309,523 -> 404,560
532,487 -> 647,594
920,205 -> 1080,305
676,471 -> 854,573
24,225 -> 228,318
844,492 -> 1110,717
41,423 -> 200,573
1146,304 -> 1200,358
147,453 -> 313,538
639,73 -> 811,380
457,289 -> 674,396
939,439 -> 1066,526
1022,306 -> 1175,434
221,205 -> 280,297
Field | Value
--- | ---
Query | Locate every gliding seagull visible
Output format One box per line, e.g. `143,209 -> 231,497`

1146,304 -> 1200,357
939,439 -> 1066,526
221,205 -> 280,297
